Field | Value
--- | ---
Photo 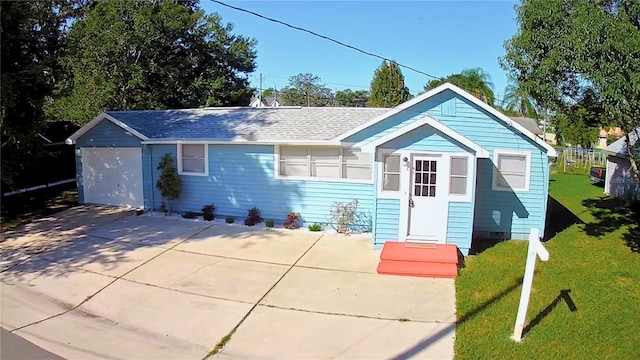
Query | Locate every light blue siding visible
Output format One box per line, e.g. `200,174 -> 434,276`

75,119 -> 143,204
374,199 -> 400,246
380,124 -> 472,153
345,95 -> 447,143
348,89 -> 550,247
372,122 -> 476,251
447,202 -> 473,255
76,119 -> 142,147
147,144 -> 375,228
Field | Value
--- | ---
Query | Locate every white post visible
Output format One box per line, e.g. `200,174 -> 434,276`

512,228 -> 549,342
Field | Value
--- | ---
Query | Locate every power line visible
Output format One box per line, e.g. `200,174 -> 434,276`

209,0 -> 442,80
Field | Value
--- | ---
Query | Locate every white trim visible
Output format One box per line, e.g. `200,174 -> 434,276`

398,152 -> 451,243
142,139 -> 344,146
359,115 -> 490,158
377,149 -> 402,198
398,150 -> 412,241
177,143 -> 209,176
66,113 -> 148,145
335,82 -> 557,157
274,145 -> 374,184
492,149 -> 531,192
447,152 -> 475,203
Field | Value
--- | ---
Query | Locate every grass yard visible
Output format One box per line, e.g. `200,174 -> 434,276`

455,174 -> 640,359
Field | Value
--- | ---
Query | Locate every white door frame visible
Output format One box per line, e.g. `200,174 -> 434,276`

397,152 -> 449,243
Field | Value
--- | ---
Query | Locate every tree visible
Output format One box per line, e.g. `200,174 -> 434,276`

334,89 -> 369,107
425,67 -> 495,106
502,79 -> 539,118
368,61 -> 410,107
501,0 -> 640,179
156,154 -> 181,215
0,0 -> 87,186
281,73 -> 332,107
49,0 -> 257,123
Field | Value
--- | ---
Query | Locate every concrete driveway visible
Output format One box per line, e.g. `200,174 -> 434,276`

1,206 -> 455,359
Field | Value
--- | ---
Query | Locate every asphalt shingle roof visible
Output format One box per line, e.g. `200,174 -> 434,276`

509,116 -> 542,135
605,127 -> 639,157
106,107 -> 389,141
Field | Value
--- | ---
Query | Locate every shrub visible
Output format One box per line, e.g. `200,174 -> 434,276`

329,199 -> 359,234
202,204 -> 215,221
182,211 -> 198,219
283,212 -> 301,229
225,216 -> 235,224
244,207 -> 262,226
156,154 -> 181,215
308,223 -> 322,232
265,219 -> 275,228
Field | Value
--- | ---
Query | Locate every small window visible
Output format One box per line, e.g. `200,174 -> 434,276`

493,151 -> 530,191
382,154 -> 401,191
449,157 -> 468,195
179,144 -> 207,175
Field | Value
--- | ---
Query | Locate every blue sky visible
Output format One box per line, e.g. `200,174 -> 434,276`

200,1 -> 520,101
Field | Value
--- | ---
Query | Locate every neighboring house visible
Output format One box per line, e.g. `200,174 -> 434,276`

249,95 -> 281,107
66,83 -> 557,256
603,129 -> 640,200
509,116 -> 543,137
596,127 -> 625,149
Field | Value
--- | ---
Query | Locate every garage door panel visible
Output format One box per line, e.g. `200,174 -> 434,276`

82,148 -> 143,208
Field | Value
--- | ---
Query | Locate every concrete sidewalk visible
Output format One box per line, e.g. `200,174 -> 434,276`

1,207 -> 456,359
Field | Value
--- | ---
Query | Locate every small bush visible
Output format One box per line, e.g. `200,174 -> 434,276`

265,219 -> 275,228
329,199 -> 360,234
202,204 -> 215,221
283,212 -> 301,230
308,223 -> 322,232
225,216 -> 235,224
182,211 -> 198,219
244,207 -> 262,226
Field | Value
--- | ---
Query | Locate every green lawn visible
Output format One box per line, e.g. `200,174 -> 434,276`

455,174 -> 640,359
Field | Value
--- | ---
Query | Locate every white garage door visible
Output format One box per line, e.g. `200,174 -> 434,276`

81,148 -> 144,208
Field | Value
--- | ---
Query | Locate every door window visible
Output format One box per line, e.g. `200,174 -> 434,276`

413,159 -> 437,197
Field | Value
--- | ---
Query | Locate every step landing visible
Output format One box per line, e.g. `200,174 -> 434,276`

377,241 -> 459,279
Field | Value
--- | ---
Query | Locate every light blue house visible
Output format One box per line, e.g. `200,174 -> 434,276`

67,83 -> 557,255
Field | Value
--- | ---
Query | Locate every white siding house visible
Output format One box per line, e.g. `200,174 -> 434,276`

604,129 -> 640,200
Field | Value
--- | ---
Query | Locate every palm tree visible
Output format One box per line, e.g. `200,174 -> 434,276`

460,67 -> 495,105
502,79 -> 539,118
424,67 -> 495,105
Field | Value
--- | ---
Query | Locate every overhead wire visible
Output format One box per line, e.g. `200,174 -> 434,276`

209,0 -> 443,81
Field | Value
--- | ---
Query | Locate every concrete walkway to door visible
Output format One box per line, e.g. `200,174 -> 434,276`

1,206 -> 456,359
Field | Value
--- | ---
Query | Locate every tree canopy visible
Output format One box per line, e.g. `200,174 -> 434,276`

49,0 -> 257,123
0,0 -> 84,185
335,89 -> 369,107
280,73 -> 332,107
368,61 -> 410,107
501,0 -> 640,175
425,68 -> 495,106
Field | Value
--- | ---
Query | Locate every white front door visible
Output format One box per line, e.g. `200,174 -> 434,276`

81,148 -> 144,208
406,154 -> 449,243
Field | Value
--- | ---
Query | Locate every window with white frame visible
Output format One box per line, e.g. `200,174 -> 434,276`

382,154 -> 401,191
179,144 -> 207,175
278,146 -> 371,181
493,151 -> 530,191
449,156 -> 468,195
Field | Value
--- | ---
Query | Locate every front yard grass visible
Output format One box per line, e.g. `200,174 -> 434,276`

455,173 -> 640,359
